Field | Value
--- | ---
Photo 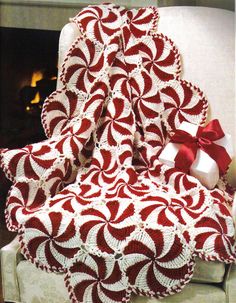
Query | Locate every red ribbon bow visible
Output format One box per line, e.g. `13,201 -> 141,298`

170,119 -> 231,175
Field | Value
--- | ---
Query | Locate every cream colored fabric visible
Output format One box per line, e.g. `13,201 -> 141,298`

16,260 -> 227,303
16,261 -> 70,303
57,22 -> 81,90
131,283 -> 226,303
191,258 -> 225,283
223,264 -> 236,303
1,236 -> 22,303
232,192 -> 236,217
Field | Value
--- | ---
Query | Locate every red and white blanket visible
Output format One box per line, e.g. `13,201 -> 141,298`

1,4 -> 235,302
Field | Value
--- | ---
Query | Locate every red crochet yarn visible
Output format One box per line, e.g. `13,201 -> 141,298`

1,4 -> 235,303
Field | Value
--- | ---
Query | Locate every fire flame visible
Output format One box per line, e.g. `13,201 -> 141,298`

30,70 -> 43,104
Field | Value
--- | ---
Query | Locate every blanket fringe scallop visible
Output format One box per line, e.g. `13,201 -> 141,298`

131,258 -> 196,300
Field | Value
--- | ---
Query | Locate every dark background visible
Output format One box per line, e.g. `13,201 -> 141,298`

0,27 -> 60,248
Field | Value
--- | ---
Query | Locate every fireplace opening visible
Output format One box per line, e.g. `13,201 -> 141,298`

0,27 -> 60,197
0,27 -> 60,149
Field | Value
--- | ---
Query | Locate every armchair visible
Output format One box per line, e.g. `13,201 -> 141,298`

1,6 -> 235,303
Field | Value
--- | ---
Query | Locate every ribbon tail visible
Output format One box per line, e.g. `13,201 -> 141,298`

203,143 -> 231,175
174,142 -> 198,173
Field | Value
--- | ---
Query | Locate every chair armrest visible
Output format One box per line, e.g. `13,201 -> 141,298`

232,192 -> 236,218
223,264 -> 236,303
1,236 -> 23,303
224,192 -> 236,302
57,22 -> 81,90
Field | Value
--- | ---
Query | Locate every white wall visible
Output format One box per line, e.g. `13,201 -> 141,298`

0,0 -> 234,30
0,0 -> 157,30
159,0 -> 234,11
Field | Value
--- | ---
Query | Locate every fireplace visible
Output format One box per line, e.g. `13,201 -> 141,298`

0,27 -> 60,148
0,27 -> 61,211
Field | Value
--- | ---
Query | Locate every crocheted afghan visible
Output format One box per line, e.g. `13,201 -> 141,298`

1,4 -> 235,302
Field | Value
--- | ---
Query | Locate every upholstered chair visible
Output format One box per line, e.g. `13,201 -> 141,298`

1,6 -> 235,303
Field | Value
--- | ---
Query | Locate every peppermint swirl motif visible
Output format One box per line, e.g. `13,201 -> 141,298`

139,34 -> 181,82
6,181 -> 47,231
81,149 -> 119,186
160,80 -> 208,131
125,7 -> 159,38
20,211 -> 80,271
1,143 -> 56,181
131,71 -> 163,122
42,89 -> 85,137
79,201 -> 137,254
194,213 -> 236,261
140,191 -> 207,227
62,39 -> 105,92
72,4 -> 123,44
65,254 -> 130,303
123,228 -> 194,298
97,97 -> 134,146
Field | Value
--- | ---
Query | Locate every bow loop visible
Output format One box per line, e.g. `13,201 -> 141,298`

198,119 -> 225,141
170,129 -> 197,144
